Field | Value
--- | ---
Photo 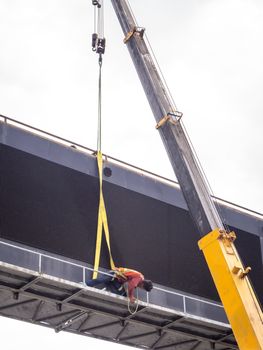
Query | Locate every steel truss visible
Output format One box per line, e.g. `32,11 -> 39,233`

0,261 -> 237,349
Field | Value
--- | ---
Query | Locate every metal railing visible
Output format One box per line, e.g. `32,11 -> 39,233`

0,238 -> 228,326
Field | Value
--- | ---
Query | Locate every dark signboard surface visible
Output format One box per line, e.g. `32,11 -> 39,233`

1,142 -> 262,305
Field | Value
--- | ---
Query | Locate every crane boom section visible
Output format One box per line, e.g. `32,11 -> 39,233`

199,229 -> 263,349
111,1 -> 263,348
111,0 -> 223,236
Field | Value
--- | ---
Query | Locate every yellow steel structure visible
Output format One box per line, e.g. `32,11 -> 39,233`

199,229 -> 263,350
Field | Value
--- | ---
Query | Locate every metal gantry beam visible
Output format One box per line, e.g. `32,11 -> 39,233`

19,276 -> 42,291
77,313 -> 91,332
189,341 -> 202,350
81,320 -> 120,333
115,322 -> 129,341
161,316 -> 185,330
55,311 -> 87,333
36,310 -> 78,323
125,306 -> 147,320
120,330 -> 158,342
10,287 -> 235,348
150,332 -> 167,349
9,287 -> 236,349
155,339 -> 198,350
0,298 -> 36,312
217,331 -> 234,342
60,289 -> 84,303
0,263 -> 237,349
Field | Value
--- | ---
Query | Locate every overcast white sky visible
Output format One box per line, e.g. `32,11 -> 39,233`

0,0 -> 263,349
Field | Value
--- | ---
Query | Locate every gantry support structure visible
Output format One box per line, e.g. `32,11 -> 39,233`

0,239 -> 237,350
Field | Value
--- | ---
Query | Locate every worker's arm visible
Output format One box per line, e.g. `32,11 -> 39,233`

116,268 -> 144,301
127,276 -> 143,303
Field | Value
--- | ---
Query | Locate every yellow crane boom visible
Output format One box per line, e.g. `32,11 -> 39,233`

199,229 -> 263,349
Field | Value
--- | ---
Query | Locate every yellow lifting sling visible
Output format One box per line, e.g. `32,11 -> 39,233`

92,151 -> 116,279
91,19 -> 116,279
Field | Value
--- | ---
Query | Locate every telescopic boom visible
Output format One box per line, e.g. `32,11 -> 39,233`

110,1 -> 263,349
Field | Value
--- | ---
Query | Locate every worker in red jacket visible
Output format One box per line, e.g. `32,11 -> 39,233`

86,267 -> 153,302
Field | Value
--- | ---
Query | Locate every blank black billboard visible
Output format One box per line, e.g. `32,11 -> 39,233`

0,144 -> 262,305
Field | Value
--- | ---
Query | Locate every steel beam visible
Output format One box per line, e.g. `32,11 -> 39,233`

115,322 -> 129,340
125,306 -> 147,320
0,271 -> 237,349
155,339 -> 197,350
61,289 -> 84,303
150,332 -> 167,349
19,276 -> 42,291
0,298 -> 36,312
36,310 -> 77,323
31,300 -> 44,322
161,316 -> 185,330
217,331 -> 233,342
120,330 -> 157,342
81,320 -> 120,333
16,287 -> 237,348
188,341 -> 202,350
55,311 -> 87,333
76,313 -> 91,332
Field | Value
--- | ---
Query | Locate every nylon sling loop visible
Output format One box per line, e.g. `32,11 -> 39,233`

93,151 -> 116,278
92,55 -> 116,279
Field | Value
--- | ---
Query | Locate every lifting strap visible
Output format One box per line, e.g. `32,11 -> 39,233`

93,151 -> 116,279
92,0 -> 115,279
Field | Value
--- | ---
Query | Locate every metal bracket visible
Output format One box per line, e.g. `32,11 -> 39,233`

124,27 -> 145,44
13,291 -> 19,300
218,230 -> 252,278
218,230 -> 236,243
155,111 -> 183,129
232,265 -> 252,279
218,230 -> 236,254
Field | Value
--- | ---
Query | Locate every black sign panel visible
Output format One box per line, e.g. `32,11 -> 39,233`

0,144 -> 262,305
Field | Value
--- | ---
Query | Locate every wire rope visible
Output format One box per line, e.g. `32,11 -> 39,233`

97,59 -> 102,152
93,5 -> 97,34
97,0 -> 104,39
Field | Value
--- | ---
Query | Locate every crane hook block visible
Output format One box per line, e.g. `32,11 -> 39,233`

92,33 -> 98,51
92,35 -> 106,55
97,38 -> 106,55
